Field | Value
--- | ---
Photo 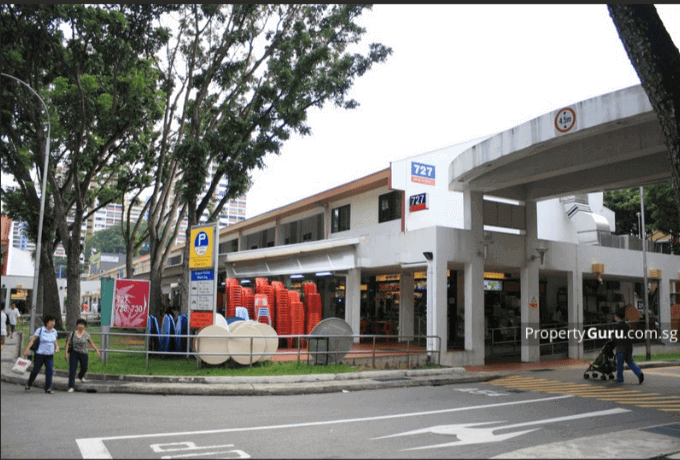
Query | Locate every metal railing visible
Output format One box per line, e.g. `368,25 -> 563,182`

598,232 -> 657,252
85,330 -> 442,371
485,325 -> 521,357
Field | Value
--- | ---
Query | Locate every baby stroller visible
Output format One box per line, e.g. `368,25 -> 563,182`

584,340 -> 616,380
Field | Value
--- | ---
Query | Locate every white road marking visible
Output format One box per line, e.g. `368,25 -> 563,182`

76,394 -> 573,459
160,450 -> 249,459
151,442 -> 234,452
150,442 -> 249,459
454,388 -> 509,397
373,408 -> 630,450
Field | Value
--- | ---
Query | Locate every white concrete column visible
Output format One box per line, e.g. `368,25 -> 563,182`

399,272 -> 414,342
463,190 -> 485,365
345,268 -> 362,343
521,200 -> 541,362
567,262 -> 584,359
658,274 -> 672,346
4,288 -> 10,313
432,247 -> 448,354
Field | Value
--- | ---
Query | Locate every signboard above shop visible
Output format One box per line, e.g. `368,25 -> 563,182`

411,161 -> 435,186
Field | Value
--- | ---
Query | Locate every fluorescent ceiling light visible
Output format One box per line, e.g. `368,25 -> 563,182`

240,279 -> 251,284
290,274 -> 304,279
315,271 -> 332,277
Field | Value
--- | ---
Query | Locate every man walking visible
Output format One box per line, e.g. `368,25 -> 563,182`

7,303 -> 21,339
614,308 -> 644,384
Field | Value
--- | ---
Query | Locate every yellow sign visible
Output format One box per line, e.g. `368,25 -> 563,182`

11,289 -> 28,299
484,271 -> 505,279
189,226 -> 214,268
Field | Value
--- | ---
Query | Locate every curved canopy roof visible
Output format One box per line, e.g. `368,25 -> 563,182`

449,85 -> 670,201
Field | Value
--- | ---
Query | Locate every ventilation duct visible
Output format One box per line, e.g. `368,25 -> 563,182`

561,195 -> 610,245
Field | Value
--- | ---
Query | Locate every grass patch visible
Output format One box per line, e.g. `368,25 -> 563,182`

586,350 -> 680,362
74,354 -> 358,377
633,351 -> 680,362
18,324 -> 358,377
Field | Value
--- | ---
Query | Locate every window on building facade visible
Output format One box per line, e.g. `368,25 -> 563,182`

379,191 -> 402,223
166,254 -> 182,267
331,205 -> 350,233
218,239 -> 238,254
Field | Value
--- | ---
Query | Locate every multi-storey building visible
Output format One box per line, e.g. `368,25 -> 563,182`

100,84 -> 678,367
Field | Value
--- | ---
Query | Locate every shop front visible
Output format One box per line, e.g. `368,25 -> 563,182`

359,269 -> 463,349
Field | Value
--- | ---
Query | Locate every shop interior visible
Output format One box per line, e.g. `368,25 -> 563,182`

359,270 -> 464,350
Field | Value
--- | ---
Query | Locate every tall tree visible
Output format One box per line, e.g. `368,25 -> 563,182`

132,4 -> 392,316
604,183 -> 680,253
1,4 -> 171,330
608,5 -> 680,216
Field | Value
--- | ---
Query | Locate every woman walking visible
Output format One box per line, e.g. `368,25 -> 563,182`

64,318 -> 100,392
23,315 -> 60,394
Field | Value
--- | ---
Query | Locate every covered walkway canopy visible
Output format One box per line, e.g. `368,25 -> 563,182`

449,85 -> 670,201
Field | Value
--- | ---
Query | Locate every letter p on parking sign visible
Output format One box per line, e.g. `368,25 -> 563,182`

190,226 -> 214,268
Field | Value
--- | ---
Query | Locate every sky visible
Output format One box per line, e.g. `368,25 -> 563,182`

244,4 -> 680,219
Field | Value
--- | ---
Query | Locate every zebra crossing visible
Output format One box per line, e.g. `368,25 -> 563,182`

487,375 -> 680,413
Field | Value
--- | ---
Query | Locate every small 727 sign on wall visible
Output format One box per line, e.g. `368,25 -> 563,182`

409,192 -> 428,212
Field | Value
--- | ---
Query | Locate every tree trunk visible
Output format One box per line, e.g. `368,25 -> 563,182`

149,262 -> 164,318
126,236 -> 135,281
608,5 -> 680,216
181,239 -> 191,316
39,238 -> 63,330
65,237 -> 82,331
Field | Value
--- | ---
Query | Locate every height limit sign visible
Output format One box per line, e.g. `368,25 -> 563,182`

554,107 -> 576,134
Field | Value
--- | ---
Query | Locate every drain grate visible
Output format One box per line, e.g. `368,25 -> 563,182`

642,423 -> 680,439
505,389 -> 527,393
529,368 -> 553,372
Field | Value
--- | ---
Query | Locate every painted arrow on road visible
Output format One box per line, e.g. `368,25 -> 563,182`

373,408 -> 630,450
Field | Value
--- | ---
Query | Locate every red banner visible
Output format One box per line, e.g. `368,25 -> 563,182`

113,279 -> 150,328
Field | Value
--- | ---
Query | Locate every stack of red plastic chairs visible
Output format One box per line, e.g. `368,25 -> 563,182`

228,284 -> 242,318
255,278 -> 276,329
289,291 -> 305,348
303,283 -> 319,334
225,278 -> 240,317
275,286 -> 290,346
241,287 -> 255,320
306,292 -> 322,334
254,294 -> 271,325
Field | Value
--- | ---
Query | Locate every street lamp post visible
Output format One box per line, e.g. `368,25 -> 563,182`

639,186 -> 651,361
1,73 -> 51,335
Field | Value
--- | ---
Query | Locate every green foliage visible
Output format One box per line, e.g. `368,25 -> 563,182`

604,183 -> 679,252
1,4 -> 174,327
84,223 -> 150,259
137,4 -> 391,313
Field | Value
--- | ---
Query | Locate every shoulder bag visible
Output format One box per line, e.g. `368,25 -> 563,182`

68,331 -> 75,353
30,327 -> 42,352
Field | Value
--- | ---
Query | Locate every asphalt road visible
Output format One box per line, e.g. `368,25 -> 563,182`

2,367 -> 679,459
